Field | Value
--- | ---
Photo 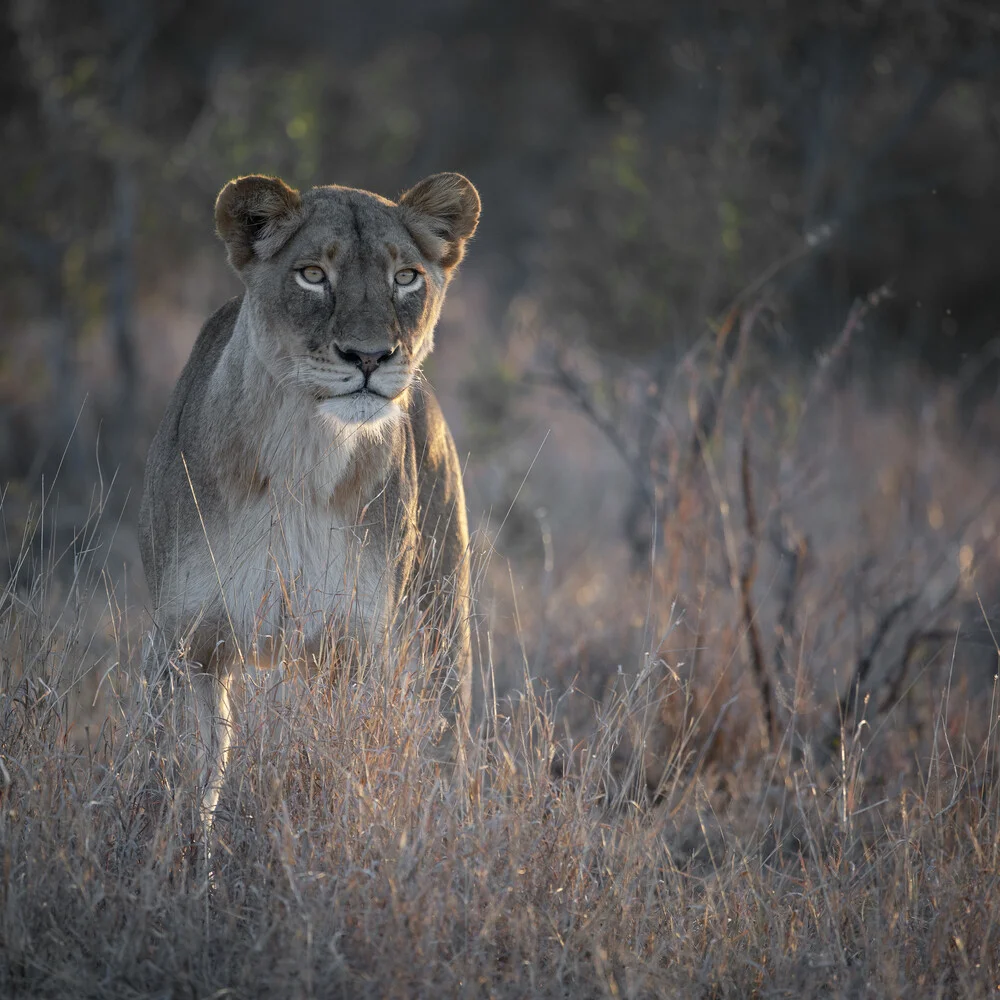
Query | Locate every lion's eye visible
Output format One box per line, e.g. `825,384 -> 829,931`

394,268 -> 419,287
299,266 -> 326,284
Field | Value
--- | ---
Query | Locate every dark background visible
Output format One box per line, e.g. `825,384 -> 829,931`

3,1 -> 1000,685
4,0 -> 1000,483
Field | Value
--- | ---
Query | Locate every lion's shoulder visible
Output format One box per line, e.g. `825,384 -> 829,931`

173,296 -> 242,414
138,296 -> 242,587
406,386 -> 466,523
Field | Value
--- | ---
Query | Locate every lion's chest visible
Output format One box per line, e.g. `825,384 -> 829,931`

179,489 -> 387,661
168,385 -> 395,659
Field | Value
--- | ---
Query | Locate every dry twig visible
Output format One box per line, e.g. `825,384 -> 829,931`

739,414 -> 776,741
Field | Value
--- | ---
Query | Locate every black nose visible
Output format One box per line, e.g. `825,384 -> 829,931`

335,345 -> 397,377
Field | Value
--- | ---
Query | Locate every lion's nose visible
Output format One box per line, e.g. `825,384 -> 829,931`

335,344 -> 398,377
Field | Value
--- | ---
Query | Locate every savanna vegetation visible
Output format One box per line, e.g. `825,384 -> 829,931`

3,1 -> 1000,996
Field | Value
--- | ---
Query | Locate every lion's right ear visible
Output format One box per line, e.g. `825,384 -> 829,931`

215,175 -> 303,271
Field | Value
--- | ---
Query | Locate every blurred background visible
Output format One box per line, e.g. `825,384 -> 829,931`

3,0 -> 1000,760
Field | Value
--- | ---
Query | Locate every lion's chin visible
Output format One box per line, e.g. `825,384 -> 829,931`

318,390 -> 401,436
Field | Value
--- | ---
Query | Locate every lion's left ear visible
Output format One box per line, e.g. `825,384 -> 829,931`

399,172 -> 480,269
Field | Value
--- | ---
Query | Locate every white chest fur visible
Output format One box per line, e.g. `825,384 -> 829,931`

210,489 -> 384,661
178,390 -> 392,662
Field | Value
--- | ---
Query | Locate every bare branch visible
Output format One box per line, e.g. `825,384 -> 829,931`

686,303 -> 763,479
771,518 -> 808,684
878,629 -> 960,716
541,356 -> 656,515
839,592 -> 919,724
739,416 -> 776,742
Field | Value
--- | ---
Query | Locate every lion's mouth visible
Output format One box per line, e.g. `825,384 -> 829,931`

312,387 -> 390,400
312,388 -> 397,408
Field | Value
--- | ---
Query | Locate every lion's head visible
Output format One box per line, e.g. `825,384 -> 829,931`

214,172 -> 479,430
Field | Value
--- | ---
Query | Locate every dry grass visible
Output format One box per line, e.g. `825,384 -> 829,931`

3,358 -> 1000,998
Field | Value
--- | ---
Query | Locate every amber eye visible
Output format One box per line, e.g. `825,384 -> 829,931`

299,265 -> 326,284
394,268 -> 419,287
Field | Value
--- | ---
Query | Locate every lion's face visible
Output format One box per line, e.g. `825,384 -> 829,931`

215,173 -> 479,429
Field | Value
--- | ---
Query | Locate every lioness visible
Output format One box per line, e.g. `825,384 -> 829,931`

139,171 -> 478,823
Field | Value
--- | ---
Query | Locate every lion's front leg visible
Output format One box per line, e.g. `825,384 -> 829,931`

142,629 -> 237,837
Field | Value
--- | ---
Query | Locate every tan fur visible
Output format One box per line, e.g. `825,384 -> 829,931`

139,172 -> 479,825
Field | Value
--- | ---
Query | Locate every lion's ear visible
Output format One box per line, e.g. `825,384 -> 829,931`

215,175 -> 303,271
399,172 -> 480,269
